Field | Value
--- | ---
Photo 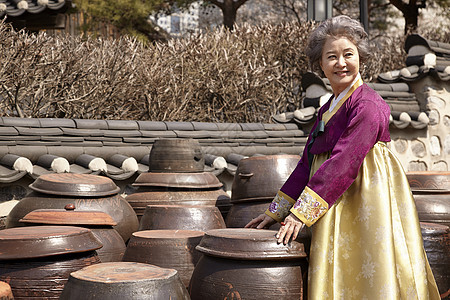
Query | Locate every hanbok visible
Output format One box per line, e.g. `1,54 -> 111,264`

265,77 -> 440,299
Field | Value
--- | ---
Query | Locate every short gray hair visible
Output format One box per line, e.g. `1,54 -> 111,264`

305,15 -> 369,75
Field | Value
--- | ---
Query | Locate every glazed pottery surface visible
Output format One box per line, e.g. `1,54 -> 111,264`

19,206 -> 126,262
149,138 -> 204,173
420,222 -> 449,297
231,155 -> 300,202
138,204 -> 226,232
60,262 -> 190,300
133,172 -> 222,189
0,226 -> 101,299
6,192 -> 138,242
225,200 -> 281,230
123,230 -> 204,287
126,188 -> 231,221
29,173 -> 120,196
189,228 -> 307,299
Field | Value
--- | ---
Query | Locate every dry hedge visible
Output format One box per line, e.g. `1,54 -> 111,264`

0,20 -> 409,123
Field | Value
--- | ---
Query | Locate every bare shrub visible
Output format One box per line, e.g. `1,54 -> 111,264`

0,20 -> 414,122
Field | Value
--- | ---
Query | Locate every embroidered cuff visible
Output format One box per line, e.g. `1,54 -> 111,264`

265,191 -> 296,222
290,186 -> 328,227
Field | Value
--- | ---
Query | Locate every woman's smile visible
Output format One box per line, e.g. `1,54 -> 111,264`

320,36 -> 360,95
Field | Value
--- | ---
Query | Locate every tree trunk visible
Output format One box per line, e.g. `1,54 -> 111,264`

222,0 -> 238,30
403,4 -> 419,33
389,0 -> 419,34
209,0 -> 248,30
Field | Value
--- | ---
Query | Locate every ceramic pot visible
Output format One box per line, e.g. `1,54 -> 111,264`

123,229 -> 204,287
149,138 -> 204,173
420,222 -> 449,297
126,187 -> 231,221
0,226 -> 102,299
19,204 -> 126,262
138,204 -> 225,232
231,155 -> 300,202
189,228 -> 308,299
407,171 -> 450,227
60,262 -> 190,300
6,174 -> 139,242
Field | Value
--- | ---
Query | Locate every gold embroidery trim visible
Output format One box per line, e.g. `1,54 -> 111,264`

290,186 -> 329,227
322,77 -> 363,125
265,191 -> 296,222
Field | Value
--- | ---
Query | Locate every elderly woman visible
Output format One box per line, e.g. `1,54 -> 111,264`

246,15 -> 440,299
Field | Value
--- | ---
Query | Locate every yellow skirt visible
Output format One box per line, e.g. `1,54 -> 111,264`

308,142 -> 440,299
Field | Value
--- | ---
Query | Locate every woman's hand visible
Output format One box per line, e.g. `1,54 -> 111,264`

276,213 -> 304,245
245,213 -> 276,229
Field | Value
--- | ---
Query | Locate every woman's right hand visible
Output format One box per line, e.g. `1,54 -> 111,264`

244,213 -> 277,229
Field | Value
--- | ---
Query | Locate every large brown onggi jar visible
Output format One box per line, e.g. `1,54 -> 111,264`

138,204 -> 225,232
123,229 -> 204,287
189,228 -> 308,299
226,155 -> 300,230
0,226 -> 102,299
126,181 -> 231,221
231,155 -> 300,202
60,262 -> 190,300
225,201 -> 282,230
407,171 -> 450,227
420,222 -> 449,297
149,138 -> 204,173
6,173 -> 139,242
19,204 -> 126,262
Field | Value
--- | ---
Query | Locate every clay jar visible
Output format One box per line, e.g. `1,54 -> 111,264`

123,229 -> 204,287
20,204 -> 126,262
420,222 -> 449,297
0,226 -> 102,299
226,155 -> 300,230
126,188 -> 231,221
407,171 -> 450,227
225,201 -> 283,230
189,228 -> 308,299
60,262 -> 190,300
138,204 -> 226,232
149,138 -> 205,173
6,173 -> 139,242
230,155 -> 300,202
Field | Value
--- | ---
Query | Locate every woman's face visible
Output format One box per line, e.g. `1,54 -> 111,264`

320,36 -> 360,96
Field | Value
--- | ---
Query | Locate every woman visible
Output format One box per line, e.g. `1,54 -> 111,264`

246,15 -> 440,299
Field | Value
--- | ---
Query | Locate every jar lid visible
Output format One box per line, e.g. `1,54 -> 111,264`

195,228 -> 307,260
0,226 -> 102,260
20,204 -> 117,226
69,262 -> 178,283
132,172 -> 222,189
29,173 -> 120,197
132,229 -> 205,240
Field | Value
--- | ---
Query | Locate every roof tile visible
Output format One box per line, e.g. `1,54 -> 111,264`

2,117 -> 40,127
74,119 -> 108,130
136,121 -> 167,131
165,121 -> 194,131
38,118 -> 76,128
106,120 -> 139,130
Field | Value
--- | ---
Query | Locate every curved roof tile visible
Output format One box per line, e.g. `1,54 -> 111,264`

0,0 -> 68,18
0,117 -> 306,184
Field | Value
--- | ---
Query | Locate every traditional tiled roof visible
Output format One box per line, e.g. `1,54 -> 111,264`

271,72 -> 429,130
378,34 -> 450,83
0,0 -> 68,17
0,117 -> 307,183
